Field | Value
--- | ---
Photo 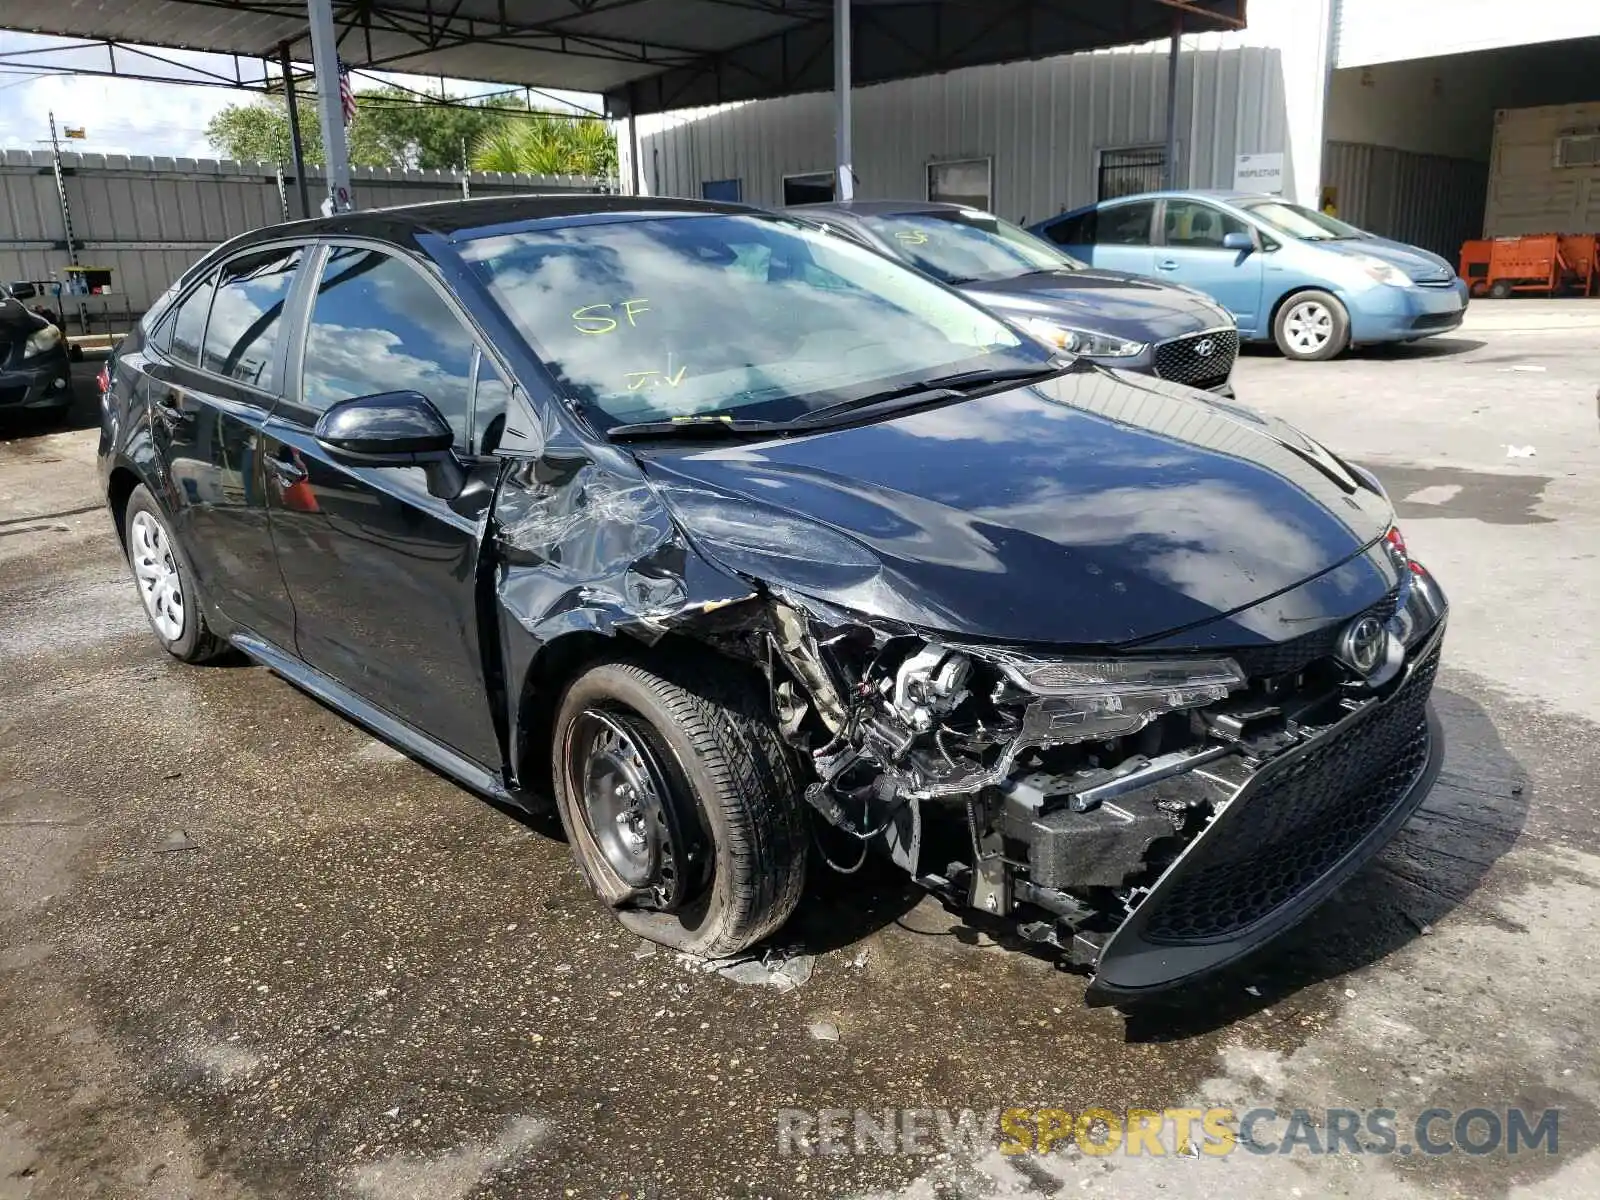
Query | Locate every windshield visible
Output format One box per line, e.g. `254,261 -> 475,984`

1241,200 -> 1366,242
857,209 -> 1086,283
459,213 -> 1046,431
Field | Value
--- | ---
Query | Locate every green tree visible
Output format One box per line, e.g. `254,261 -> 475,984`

204,97 -> 323,164
204,87 -> 615,177
469,114 -> 616,176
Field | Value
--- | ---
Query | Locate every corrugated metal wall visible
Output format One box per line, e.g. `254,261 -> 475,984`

1484,103 -> 1600,236
1323,141 -> 1488,258
0,151 -> 608,322
635,43 -> 1290,227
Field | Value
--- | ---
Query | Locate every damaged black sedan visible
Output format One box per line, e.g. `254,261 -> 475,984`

98,196 -> 1447,1000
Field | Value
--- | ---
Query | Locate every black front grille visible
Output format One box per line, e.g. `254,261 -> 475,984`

1228,587 -> 1401,680
1153,327 -> 1238,390
1411,311 -> 1461,330
1143,643 -> 1439,944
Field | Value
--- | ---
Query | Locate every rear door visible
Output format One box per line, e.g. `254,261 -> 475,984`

143,246 -> 304,648
261,241 -> 505,767
1080,199 -> 1158,276
1154,199 -> 1264,329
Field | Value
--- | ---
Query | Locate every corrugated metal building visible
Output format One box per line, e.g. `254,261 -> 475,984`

624,0 -> 1600,261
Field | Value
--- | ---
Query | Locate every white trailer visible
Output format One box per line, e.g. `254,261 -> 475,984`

1485,101 -> 1600,236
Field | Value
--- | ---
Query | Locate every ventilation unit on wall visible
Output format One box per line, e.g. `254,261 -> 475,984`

1554,132 -> 1600,169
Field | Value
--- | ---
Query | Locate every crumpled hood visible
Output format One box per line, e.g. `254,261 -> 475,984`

636,368 -> 1397,647
1328,237 -> 1456,283
960,269 -> 1230,343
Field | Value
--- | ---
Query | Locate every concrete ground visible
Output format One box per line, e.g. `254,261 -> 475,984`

1,299 -> 1597,1200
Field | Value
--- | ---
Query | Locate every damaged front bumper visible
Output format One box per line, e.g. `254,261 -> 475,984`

1085,623 -> 1444,1000
770,546 -> 1449,1000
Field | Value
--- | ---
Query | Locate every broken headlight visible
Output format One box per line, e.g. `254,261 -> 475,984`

982,652 -> 1245,743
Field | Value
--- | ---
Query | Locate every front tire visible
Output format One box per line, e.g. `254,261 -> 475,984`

552,657 -> 807,958
122,484 -> 228,663
1273,290 -> 1350,361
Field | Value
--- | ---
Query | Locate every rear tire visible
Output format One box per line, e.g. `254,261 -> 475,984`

122,484 -> 229,664
552,656 -> 807,958
1273,290 -> 1349,361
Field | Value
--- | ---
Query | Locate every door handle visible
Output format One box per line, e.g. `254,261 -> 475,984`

268,456 -> 308,485
152,392 -> 184,423
1157,260 -> 1179,271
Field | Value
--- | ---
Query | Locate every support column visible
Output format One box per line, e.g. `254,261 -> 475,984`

1163,16 -> 1181,189
834,0 -> 853,200
626,84 -> 642,196
306,0 -> 353,213
279,43 -> 311,219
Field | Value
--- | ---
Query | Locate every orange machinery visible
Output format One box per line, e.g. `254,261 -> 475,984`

1459,234 -> 1598,298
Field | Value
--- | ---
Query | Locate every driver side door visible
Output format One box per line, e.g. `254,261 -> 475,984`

262,241 -> 510,768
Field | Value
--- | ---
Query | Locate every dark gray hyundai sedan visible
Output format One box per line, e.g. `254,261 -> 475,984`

789,200 -> 1240,395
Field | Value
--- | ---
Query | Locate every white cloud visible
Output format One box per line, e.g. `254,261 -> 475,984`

0,31 -> 600,160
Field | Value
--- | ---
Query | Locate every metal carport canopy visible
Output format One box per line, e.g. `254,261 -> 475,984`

0,0 -> 1245,115
1,0 -> 1246,212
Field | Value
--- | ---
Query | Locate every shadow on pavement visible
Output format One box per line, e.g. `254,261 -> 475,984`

1239,337 -> 1485,361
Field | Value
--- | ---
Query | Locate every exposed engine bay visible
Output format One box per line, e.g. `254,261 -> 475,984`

759,534 -> 1449,983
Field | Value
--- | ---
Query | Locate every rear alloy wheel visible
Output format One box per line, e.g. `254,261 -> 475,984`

552,658 -> 806,958
1273,290 -> 1349,361
122,484 -> 228,663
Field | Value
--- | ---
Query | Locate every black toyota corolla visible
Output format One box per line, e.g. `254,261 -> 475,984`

98,196 -> 1447,1001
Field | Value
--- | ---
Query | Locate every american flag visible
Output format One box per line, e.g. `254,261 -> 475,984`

338,58 -> 357,127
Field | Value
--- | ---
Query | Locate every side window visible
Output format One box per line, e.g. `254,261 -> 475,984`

200,245 -> 302,389
166,273 -> 217,366
471,351 -> 511,457
300,246 -> 475,446
1100,202 -> 1155,246
1043,210 -> 1095,246
1162,200 -> 1249,249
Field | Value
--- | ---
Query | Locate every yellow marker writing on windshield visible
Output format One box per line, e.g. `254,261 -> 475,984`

625,363 -> 689,390
895,230 -> 929,245
573,304 -> 618,335
573,298 -> 651,335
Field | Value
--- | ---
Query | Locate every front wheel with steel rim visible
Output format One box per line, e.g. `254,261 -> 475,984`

121,483 -> 228,663
1273,289 -> 1350,361
551,657 -> 807,958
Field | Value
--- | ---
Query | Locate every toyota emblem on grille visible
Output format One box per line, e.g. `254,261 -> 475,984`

1192,338 -> 1215,358
1337,615 -> 1388,676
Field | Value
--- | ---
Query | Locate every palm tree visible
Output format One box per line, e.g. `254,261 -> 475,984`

470,115 -> 615,177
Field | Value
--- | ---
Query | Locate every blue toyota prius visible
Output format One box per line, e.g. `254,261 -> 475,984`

1032,190 -> 1469,361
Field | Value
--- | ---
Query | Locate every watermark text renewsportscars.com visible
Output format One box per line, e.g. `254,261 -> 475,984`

776,1106 -> 1560,1158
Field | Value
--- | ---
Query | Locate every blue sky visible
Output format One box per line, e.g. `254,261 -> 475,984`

0,32 -> 598,159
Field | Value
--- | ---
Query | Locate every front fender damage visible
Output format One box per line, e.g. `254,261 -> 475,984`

487,439 -> 1449,999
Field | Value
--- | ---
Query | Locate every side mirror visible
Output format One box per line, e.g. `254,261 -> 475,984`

1222,231 -> 1255,252
5,281 -> 36,300
314,390 -> 465,499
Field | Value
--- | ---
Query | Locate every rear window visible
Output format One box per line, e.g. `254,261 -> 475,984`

1100,202 -> 1155,246
199,246 -> 302,389
1042,210 -> 1096,247
166,274 -> 217,367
